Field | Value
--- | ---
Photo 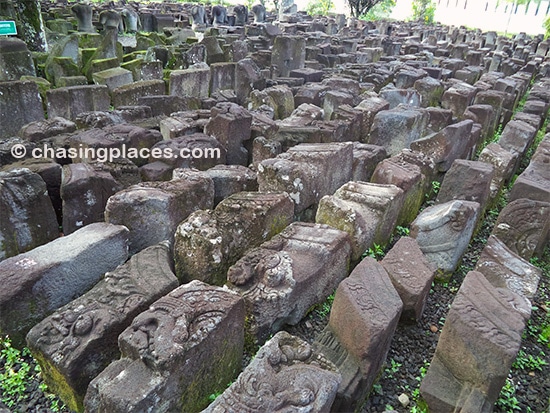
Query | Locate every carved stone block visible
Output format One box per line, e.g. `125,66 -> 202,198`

314,257 -> 402,411
105,176 -> 214,255
491,198 -> 550,260
381,236 -> 436,322
316,181 -> 405,262
174,191 -> 294,285
84,281 -> 245,413
203,331 -> 340,413
27,242 -> 178,412
420,271 -> 530,412
258,143 -> 353,217
0,223 -> 129,346
227,222 -> 351,344
411,200 -> 480,280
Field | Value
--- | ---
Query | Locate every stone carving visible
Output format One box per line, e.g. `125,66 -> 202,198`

71,4 -> 95,33
99,10 -> 122,32
84,281 -> 245,413
26,242 -> 178,412
491,198 -> 550,260
313,257 -> 402,411
191,5 -> 207,30
227,222 -> 351,344
420,271 -> 530,412
211,5 -> 227,26
174,191 -> 294,286
251,3 -> 266,23
411,200 -> 480,279
233,5 -> 248,26
121,8 -> 140,33
203,331 -> 340,413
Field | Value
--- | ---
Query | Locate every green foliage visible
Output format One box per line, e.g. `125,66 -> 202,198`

396,225 -> 410,237
364,243 -> 385,259
0,337 -> 34,408
385,358 -> 402,378
411,0 -> 436,24
544,15 -> 550,39
361,0 -> 396,20
512,349 -> 548,371
314,292 -> 336,318
348,0 -> 386,18
306,0 -> 334,16
496,378 -> 521,412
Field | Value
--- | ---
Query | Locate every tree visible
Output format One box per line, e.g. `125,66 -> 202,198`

347,0 -> 385,17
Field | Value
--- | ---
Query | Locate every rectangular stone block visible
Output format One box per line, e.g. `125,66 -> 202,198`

47,85 -> 110,121
0,81 -> 44,139
111,79 -> 166,108
26,242 -> 178,412
0,222 -> 129,346
84,281 -> 245,413
258,142 -> 353,217
316,181 -> 405,262
174,191 -> 294,286
314,257 -> 402,411
169,63 -> 210,99
92,67 -> 134,91
227,222 -> 352,344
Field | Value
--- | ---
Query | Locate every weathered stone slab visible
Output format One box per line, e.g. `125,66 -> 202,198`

169,63 -> 211,99
478,143 -> 518,203
491,198 -> 550,260
441,82 -> 478,119
92,67 -> 133,92
314,257 -> 402,412
111,80 -> 166,108
174,192 -> 294,286
0,223 -> 129,346
26,242 -> 178,412
411,200 -> 480,279
227,222 -> 351,344
105,176 -> 214,255
204,102 -> 252,166
371,157 -> 425,225
18,117 -> 76,142
0,81 -> 45,139
84,281 -> 245,413
46,85 -> 110,121
61,163 -> 123,235
316,181 -> 405,262
436,159 -> 494,213
410,119 -> 474,173
463,104 -> 497,142
0,168 -> 59,261
252,137 -> 282,168
203,331 -> 340,413
420,271 -> 530,412
0,38 -> 36,81
368,106 -> 429,156
381,237 -> 436,323
476,235 -> 542,301
498,119 -> 538,172
257,142 -> 353,216
271,36 -> 305,77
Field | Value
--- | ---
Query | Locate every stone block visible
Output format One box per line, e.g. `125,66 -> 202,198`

26,242 -> 178,412
258,142 -> 353,217
271,36 -> 305,77
351,142 -> 387,182
92,67 -> 134,92
371,157 -> 425,225
441,83 -> 478,119
0,81 -> 45,139
413,76 -> 444,108
410,119 -> 474,173
201,165 -> 258,205
436,159 -> 494,214
463,104 -> 496,142
411,200 -> 480,280
314,257 -> 402,411
0,168 -> 59,261
478,143 -> 518,203
46,85 -> 110,121
227,222 -> 351,343
491,198 -> 550,260
316,181 -> 405,262
84,281 -> 245,413
174,191 -> 294,286
0,223 -> 129,346
382,236 -> 436,323
498,119 -> 538,173
379,88 -> 421,109
368,106 -> 429,157
61,163 -> 123,235
105,176 -> 214,255
252,136 -> 282,169
111,80 -> 166,108
169,62 -> 211,99
420,271 -> 530,412
210,62 -> 236,94
204,331 -> 340,413
0,38 -> 36,81
204,102 -> 252,166
476,235 -> 542,301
